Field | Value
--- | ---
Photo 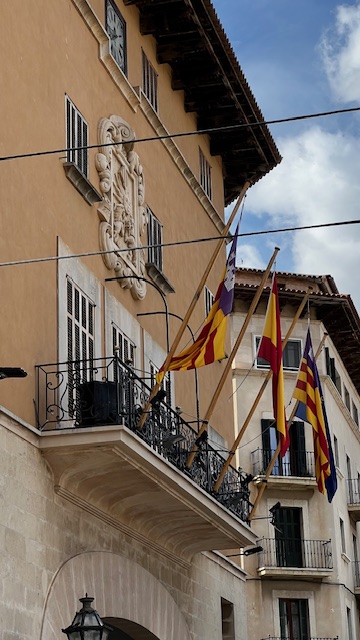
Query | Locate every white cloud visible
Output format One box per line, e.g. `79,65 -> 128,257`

246,126 -> 360,309
321,3 -> 360,102
236,244 -> 266,270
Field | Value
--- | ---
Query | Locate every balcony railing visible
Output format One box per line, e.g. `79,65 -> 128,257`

252,448 -> 315,478
347,478 -> 360,504
353,561 -> 360,588
260,637 -> 338,640
35,355 -> 252,523
259,538 -> 333,570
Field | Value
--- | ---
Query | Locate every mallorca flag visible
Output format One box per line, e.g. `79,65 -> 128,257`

258,273 -> 289,456
156,228 -> 238,383
293,329 -> 337,501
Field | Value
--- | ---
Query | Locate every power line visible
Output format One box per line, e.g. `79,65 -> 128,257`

1,106 -> 360,163
0,218 -> 359,269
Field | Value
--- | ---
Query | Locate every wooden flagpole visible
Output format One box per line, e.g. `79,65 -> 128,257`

247,332 -> 328,522
137,181 -> 251,429
213,288 -> 312,491
185,246 -> 280,468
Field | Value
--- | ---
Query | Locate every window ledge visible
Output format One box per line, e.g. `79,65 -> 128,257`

146,263 -> 175,296
63,162 -> 102,206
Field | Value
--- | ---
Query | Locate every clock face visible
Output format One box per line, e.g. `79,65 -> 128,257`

106,0 -> 127,73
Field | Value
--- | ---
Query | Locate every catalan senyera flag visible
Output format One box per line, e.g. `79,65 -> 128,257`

293,329 -> 337,501
156,228 -> 238,384
258,273 -> 289,457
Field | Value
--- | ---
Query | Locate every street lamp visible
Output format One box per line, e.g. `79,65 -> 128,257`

62,595 -> 112,640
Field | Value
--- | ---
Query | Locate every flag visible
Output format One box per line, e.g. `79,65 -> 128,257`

258,273 -> 289,456
156,227 -> 238,383
293,329 -> 337,501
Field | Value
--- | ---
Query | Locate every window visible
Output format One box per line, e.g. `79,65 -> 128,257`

325,347 -> 342,395
67,279 -> 94,365
105,0 -> 127,74
279,598 -> 310,640
112,324 -> 135,366
256,337 -> 302,371
344,386 -> 351,411
334,435 -> 339,468
146,206 -> 163,272
274,507 -> 303,567
66,279 -> 95,418
347,606 -> 354,640
340,517 -> 346,554
149,361 -> 171,407
221,599 -> 235,640
142,50 -> 158,111
261,419 -> 309,477
352,401 -> 359,426
199,148 -> 212,200
66,96 -> 88,177
204,286 -> 214,317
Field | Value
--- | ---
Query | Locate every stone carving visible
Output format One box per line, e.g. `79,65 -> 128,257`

96,115 -> 147,299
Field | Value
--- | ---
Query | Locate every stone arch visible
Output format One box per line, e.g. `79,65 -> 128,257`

40,551 -> 191,640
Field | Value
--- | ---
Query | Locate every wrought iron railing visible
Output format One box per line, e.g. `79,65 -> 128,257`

260,637 -> 338,640
35,355 -> 252,522
251,448 -> 315,478
347,478 -> 360,504
259,538 -> 333,570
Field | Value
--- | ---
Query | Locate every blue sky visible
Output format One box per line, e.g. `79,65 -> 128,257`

214,1 -> 360,310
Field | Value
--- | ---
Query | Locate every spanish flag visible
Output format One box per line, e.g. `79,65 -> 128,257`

156,229 -> 238,383
258,273 -> 289,456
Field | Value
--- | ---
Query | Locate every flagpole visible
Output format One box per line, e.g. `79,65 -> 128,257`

185,246 -> 280,469
247,332 -> 328,522
137,181 -> 251,429
213,288 -> 312,491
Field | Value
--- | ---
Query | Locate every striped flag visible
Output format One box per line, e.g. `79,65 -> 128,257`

293,329 -> 337,501
258,273 -> 289,456
156,228 -> 238,383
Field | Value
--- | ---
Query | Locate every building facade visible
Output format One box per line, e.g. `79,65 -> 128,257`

0,2 -> 280,640
232,268 -> 360,640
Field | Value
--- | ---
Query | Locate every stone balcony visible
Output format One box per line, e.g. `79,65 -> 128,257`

36,356 -> 257,565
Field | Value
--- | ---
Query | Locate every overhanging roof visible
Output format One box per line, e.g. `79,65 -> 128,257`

234,268 -> 360,394
124,0 -> 282,204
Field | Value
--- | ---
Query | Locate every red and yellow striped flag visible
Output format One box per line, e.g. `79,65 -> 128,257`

293,329 -> 336,498
258,273 -> 289,456
156,230 -> 238,383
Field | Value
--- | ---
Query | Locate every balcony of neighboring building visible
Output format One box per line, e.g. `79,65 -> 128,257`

35,355 -> 256,564
260,637 -> 338,640
257,537 -> 333,580
251,446 -> 317,491
353,561 -> 360,598
347,479 -> 360,521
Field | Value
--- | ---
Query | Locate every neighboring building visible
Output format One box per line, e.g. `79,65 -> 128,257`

232,268 -> 360,640
0,2 -> 280,640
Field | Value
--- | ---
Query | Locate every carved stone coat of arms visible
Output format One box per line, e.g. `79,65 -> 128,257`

96,115 -> 147,300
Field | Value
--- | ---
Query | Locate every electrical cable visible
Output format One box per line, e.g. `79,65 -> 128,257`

0,218 -> 359,269
1,106 -> 360,163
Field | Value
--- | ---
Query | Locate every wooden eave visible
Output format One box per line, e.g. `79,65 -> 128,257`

234,274 -> 360,395
124,0 -> 282,204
